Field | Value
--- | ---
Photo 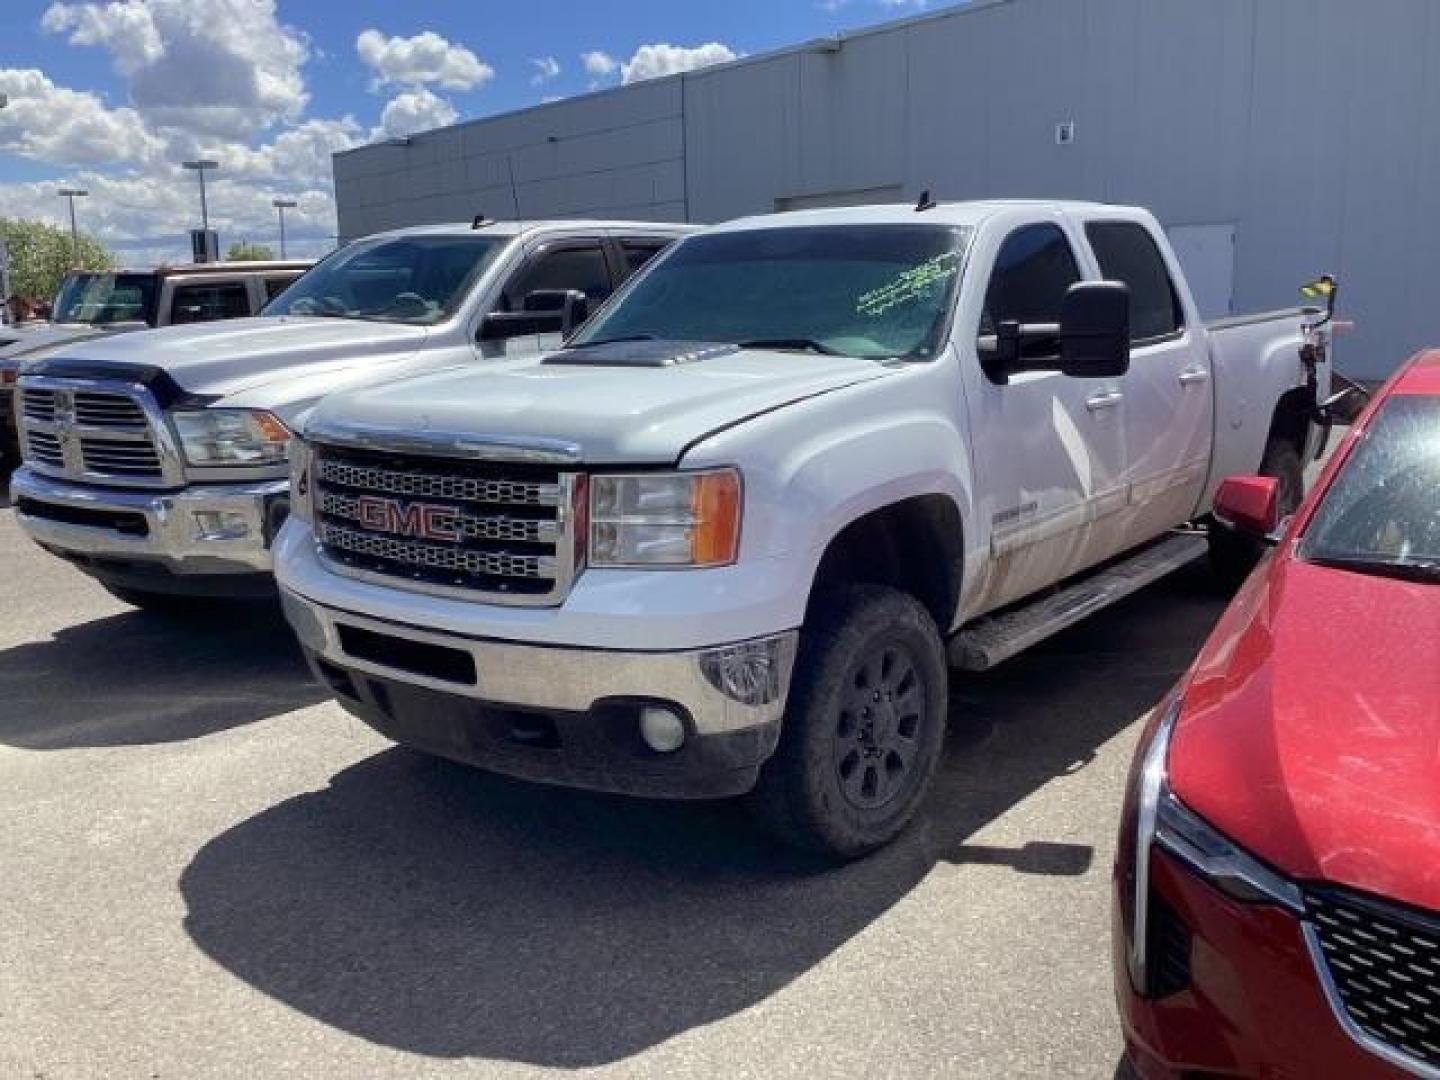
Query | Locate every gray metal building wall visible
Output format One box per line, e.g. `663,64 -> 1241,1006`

333,0 -> 1440,380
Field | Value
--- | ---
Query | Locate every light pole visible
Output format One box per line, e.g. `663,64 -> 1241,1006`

272,198 -> 297,260
181,159 -> 219,231
57,188 -> 89,266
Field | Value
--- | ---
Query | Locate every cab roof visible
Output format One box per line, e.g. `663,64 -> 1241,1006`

362,219 -> 696,242
709,199 -> 1142,234
93,261 -> 313,276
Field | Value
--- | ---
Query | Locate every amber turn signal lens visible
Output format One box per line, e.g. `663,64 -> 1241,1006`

691,468 -> 742,566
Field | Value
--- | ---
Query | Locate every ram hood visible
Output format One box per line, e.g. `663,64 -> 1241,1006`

307,345 -> 895,464
1171,557 -> 1440,913
22,317 -> 428,398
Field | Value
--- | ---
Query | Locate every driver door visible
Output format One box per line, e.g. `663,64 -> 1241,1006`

965,221 -> 1130,614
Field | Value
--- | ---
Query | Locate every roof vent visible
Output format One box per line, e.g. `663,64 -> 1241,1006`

472,214 -> 492,230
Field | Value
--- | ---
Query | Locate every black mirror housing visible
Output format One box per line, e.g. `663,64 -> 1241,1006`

479,289 -> 590,341
1059,281 -> 1130,379
525,288 -> 589,336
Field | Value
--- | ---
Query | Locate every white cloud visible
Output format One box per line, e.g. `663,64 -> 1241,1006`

581,50 -> 618,76
356,29 -> 494,92
0,169 -> 340,266
620,42 -> 739,85
530,56 -> 561,85
0,68 -> 164,167
40,0 -> 162,73
376,88 -> 458,140
42,0 -> 311,140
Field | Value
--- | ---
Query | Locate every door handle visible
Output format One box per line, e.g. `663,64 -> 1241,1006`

1178,366 -> 1210,386
1085,390 -> 1124,412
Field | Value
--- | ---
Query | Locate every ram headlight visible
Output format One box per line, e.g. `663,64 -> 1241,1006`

1125,691 -> 1302,995
172,409 -> 291,467
589,468 -> 741,567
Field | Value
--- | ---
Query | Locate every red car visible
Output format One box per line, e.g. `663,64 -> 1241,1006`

1114,350 -> 1439,1079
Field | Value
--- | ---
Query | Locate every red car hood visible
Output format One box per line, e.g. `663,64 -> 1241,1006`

1170,555 -> 1440,913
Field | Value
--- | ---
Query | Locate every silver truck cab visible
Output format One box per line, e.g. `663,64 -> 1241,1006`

9,220 -> 692,606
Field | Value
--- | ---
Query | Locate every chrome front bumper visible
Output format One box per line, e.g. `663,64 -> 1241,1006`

9,465 -> 288,576
280,587 -> 798,737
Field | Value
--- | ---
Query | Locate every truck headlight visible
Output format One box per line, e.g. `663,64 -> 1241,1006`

589,468 -> 741,567
1122,691 -> 1302,995
172,409 -> 291,467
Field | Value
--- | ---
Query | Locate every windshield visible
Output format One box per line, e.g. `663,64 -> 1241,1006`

1300,395 -> 1440,581
264,235 -> 508,325
52,273 -> 157,326
572,224 -> 971,360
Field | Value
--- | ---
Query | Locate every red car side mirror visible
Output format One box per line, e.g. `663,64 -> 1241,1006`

1214,475 -> 1281,538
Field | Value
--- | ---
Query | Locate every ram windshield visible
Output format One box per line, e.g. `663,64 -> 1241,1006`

573,224 -> 971,361
264,235 -> 507,325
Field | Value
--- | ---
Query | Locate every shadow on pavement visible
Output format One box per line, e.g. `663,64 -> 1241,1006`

0,604 -> 324,749
180,565 -> 1225,1067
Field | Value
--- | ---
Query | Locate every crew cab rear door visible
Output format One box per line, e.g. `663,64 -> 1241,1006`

962,216 -> 1129,612
1083,216 -> 1213,535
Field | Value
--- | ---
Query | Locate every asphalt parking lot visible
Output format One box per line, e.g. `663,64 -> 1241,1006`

0,480 -> 1237,1079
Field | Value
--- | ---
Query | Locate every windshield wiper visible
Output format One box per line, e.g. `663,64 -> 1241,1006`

1307,553 -> 1440,583
736,337 -> 845,356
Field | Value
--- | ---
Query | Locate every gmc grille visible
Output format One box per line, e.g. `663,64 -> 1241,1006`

311,446 -> 579,605
1307,888 -> 1439,1072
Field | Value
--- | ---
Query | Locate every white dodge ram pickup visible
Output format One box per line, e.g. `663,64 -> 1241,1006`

9,220 -> 689,606
275,201 -> 1334,856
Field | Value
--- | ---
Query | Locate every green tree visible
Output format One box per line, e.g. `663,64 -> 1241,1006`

0,217 -> 114,303
226,241 -> 275,261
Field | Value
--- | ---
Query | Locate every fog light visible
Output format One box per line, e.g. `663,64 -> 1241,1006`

698,634 -> 791,706
192,510 -> 251,540
639,706 -> 686,753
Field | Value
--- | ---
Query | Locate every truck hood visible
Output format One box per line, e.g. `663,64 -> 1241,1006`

1171,557 -> 1440,913
28,316 -> 429,398
308,345 -> 896,464
0,322 -> 116,364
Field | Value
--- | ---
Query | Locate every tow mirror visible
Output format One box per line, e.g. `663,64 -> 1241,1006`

1059,281 -> 1130,379
1214,475 -> 1281,539
526,289 -> 589,336
479,289 -> 589,341
979,281 -> 1131,383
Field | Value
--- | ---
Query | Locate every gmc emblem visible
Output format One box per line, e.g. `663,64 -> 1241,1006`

357,495 -> 460,542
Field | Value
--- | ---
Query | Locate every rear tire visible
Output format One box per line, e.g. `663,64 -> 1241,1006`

748,584 -> 948,859
1208,436 -> 1303,588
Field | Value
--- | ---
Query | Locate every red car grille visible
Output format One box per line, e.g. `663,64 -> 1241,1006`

1307,888 -> 1439,1071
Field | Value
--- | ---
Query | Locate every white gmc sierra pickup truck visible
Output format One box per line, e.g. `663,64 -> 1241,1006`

9,220 -> 689,606
275,200 -> 1335,856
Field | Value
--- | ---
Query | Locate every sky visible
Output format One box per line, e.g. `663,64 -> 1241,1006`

0,0 -> 935,268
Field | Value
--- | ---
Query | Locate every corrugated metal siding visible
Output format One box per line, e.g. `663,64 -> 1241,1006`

335,0 -> 1439,378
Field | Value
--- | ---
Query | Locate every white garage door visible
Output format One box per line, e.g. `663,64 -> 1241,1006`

1165,223 -> 1236,320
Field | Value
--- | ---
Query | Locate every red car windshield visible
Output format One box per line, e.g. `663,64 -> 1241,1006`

1300,395 -> 1440,581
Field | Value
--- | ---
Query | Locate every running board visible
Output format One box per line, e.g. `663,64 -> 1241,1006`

948,533 -> 1208,672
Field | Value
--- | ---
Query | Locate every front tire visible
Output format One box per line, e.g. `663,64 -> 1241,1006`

749,584 -> 948,859
1208,436 -> 1303,588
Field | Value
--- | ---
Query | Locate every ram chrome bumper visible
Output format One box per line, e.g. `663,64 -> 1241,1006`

280,588 -> 799,798
10,465 -> 288,582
